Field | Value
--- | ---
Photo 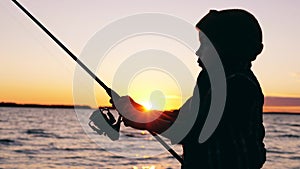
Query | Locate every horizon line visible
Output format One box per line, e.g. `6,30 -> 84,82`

1,101 -> 300,114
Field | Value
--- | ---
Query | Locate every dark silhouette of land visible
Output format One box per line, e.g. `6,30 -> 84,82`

0,102 -> 91,109
1,102 -> 298,114
263,112 -> 300,115
98,106 -> 114,109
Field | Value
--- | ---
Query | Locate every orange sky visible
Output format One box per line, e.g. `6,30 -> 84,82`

0,1 -> 299,112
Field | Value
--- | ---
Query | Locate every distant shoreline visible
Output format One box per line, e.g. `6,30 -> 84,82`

263,112 -> 300,115
0,102 -> 91,109
0,102 -> 299,114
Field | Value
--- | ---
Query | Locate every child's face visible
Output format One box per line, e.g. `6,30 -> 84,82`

195,31 -> 215,69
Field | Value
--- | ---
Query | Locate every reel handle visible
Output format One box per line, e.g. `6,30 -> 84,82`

89,108 -> 122,141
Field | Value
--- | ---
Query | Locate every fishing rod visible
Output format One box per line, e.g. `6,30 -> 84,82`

12,0 -> 183,164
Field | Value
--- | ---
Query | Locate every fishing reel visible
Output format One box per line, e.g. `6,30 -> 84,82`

89,108 -> 122,141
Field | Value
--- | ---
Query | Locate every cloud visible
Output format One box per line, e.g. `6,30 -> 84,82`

165,95 -> 181,99
290,72 -> 300,82
265,96 -> 300,106
291,72 -> 300,78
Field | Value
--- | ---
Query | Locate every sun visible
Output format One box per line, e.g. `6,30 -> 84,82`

141,101 -> 152,111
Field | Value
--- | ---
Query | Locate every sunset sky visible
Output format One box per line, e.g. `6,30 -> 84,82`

0,0 -> 299,112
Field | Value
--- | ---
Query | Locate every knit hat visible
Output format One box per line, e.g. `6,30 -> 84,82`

196,9 -> 263,63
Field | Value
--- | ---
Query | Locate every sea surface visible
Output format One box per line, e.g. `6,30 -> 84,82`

0,107 -> 299,169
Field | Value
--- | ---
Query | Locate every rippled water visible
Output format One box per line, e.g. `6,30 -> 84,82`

0,108 -> 299,169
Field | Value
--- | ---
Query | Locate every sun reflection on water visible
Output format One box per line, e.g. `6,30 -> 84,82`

133,166 -> 155,169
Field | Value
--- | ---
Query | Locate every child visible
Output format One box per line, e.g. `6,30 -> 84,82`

115,9 -> 266,169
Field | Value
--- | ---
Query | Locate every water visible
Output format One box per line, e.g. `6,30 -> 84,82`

0,108 -> 299,169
